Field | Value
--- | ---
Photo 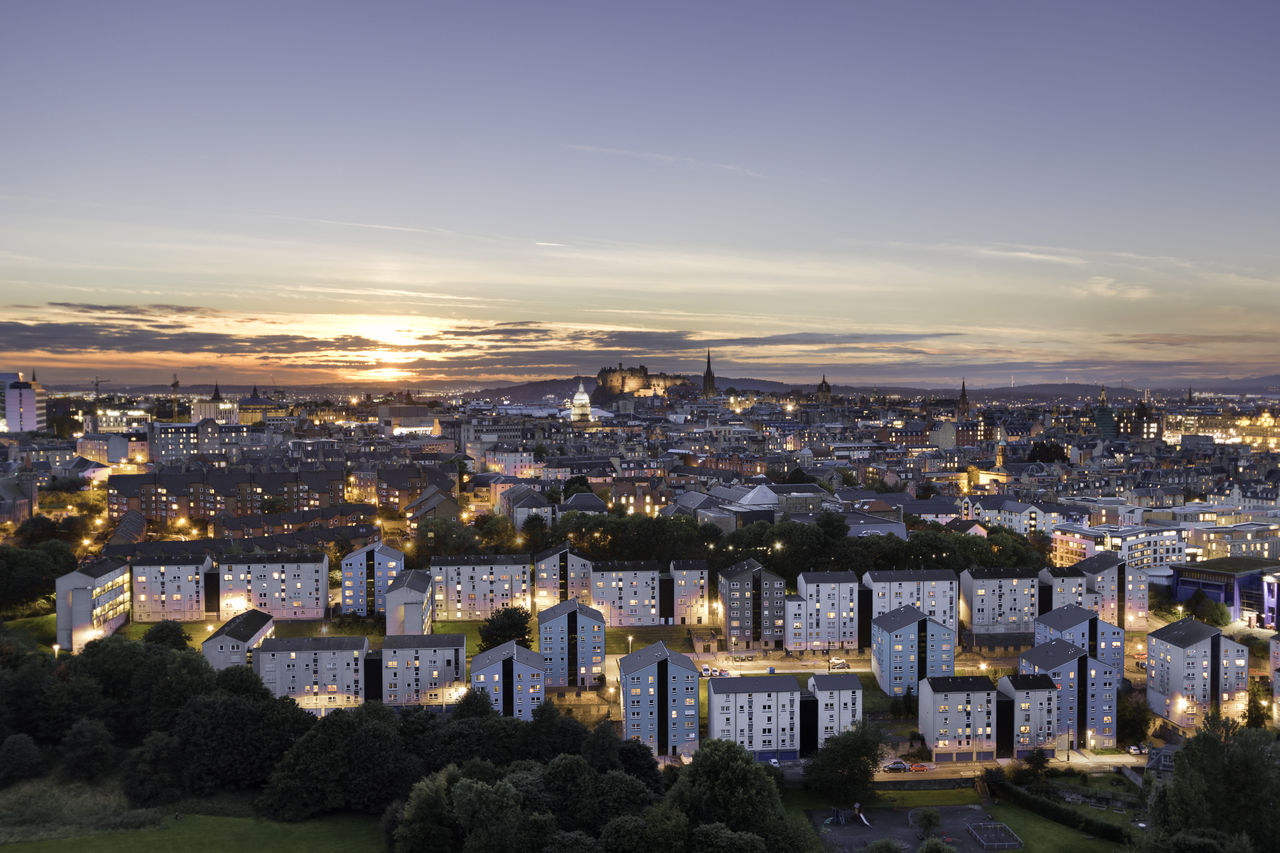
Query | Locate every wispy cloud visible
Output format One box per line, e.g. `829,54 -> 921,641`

1071,276 -> 1152,300
566,144 -> 763,178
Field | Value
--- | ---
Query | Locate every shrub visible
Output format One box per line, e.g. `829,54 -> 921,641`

988,779 -> 1130,844
0,733 -> 44,787
59,719 -> 115,782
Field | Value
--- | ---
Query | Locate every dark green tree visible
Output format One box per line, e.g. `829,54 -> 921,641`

803,723 -> 884,808
120,731 -> 183,805
478,606 -> 533,651
452,687 -> 495,720
141,619 -> 192,650
60,717 -> 115,781
581,719 -> 622,773
0,733 -> 44,787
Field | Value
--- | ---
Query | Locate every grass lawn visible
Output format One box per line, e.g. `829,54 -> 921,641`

4,613 -> 56,650
3,814 -> 382,853
604,624 -> 694,655
986,803 -> 1125,853
870,788 -> 981,808
853,672 -> 891,716
433,620 -> 485,662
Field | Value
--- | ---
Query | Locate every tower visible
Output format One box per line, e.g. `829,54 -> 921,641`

816,375 -> 832,404
702,350 -> 716,399
570,381 -> 593,423
958,379 -> 970,420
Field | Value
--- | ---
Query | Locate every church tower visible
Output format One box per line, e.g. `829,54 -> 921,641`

702,350 -> 716,398
958,379 -> 970,420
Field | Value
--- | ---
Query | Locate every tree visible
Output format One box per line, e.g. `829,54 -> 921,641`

121,731 -> 183,805
581,719 -> 622,773
1246,683 -> 1269,728
916,807 -> 941,837
862,841 -> 906,853
215,664 -> 272,701
688,823 -> 769,853
917,839 -> 958,853
667,739 -> 802,849
617,737 -> 662,792
478,606 -> 533,652
453,687 -> 495,720
1117,693 -> 1153,744
1024,747 -> 1050,779
393,768 -> 462,853
60,717 -> 115,781
141,619 -> 192,650
803,723 -> 884,807
0,733 -> 44,787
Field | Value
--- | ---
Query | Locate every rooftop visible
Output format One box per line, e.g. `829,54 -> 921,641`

618,640 -> 698,676
204,608 -> 273,644
708,674 -> 800,695
809,672 -> 863,692
924,675 -> 996,693
381,633 -> 466,651
1148,617 -> 1221,647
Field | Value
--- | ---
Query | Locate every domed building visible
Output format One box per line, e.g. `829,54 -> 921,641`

570,381 -> 594,423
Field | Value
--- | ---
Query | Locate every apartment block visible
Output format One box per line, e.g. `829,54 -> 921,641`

960,566 -> 1040,638
55,558 -> 132,652
533,541 -> 593,611
381,633 -> 466,707
1076,552 -> 1149,631
790,571 -> 860,653
1034,604 -> 1124,672
385,569 -> 435,635
617,641 -> 700,758
131,555 -> 213,622
708,674 -> 801,760
807,672 -> 863,748
220,553 -> 328,620
254,636 -> 368,717
718,559 -> 786,650
1037,566 -> 1100,614
996,674 -> 1059,758
870,605 -> 955,697
432,554 -> 533,621
341,541 -> 404,615
861,569 -> 958,641
919,676 -> 998,763
1020,638 -> 1117,750
537,599 -> 605,687
590,560 -> 709,627
470,640 -> 544,720
202,609 -> 274,671
1146,618 -> 1249,730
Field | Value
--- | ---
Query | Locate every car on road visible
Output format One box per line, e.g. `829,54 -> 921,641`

709,667 -> 720,676
882,760 -> 910,773
910,763 -> 930,772
768,758 -> 780,768
830,661 -> 850,670
1127,745 -> 1141,755
829,657 -> 846,666
701,664 -> 710,677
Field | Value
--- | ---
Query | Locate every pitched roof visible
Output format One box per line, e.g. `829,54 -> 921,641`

1019,638 -> 1087,671
386,569 -> 434,594
798,570 -> 862,585
618,640 -> 697,677
204,608 -> 273,644
863,569 -> 957,584
471,640 -> 541,672
809,672 -> 863,691
963,565 -> 1040,580
871,604 -> 928,633
381,633 -> 466,650
924,675 -> 996,693
537,598 -> 605,625
1035,604 -> 1097,632
708,674 -> 800,695
1148,617 -> 1221,648
1000,673 -> 1058,692
258,636 -> 368,653
1071,552 -> 1122,574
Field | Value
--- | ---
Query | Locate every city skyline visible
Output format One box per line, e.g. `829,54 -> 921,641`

3,1 -> 1278,387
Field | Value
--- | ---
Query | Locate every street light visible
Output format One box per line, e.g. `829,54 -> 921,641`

628,635 -> 634,654
51,644 -> 60,658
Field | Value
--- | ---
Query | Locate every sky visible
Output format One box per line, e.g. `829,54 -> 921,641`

2,1 -> 1278,390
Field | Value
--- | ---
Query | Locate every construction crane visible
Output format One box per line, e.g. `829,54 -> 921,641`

170,373 -> 180,395
90,376 -> 110,400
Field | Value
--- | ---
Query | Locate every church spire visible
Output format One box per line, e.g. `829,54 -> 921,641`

702,349 -> 716,399
211,382 -> 222,401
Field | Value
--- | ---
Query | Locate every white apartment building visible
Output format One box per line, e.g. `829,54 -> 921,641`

385,569 -> 435,635
870,605 -> 956,697
591,561 -> 664,627
1037,566 -> 1100,613
960,567 -> 1039,638
618,641 -> 700,758
254,636 -> 368,717
668,560 -> 711,626
131,555 -> 213,622
919,676 -> 998,763
1147,618 -> 1249,730
1075,551 -> 1149,631
1020,638 -> 1117,750
790,571 -> 860,653
997,673 -> 1059,758
1034,604 -> 1125,672
341,541 -> 404,616
807,672 -> 863,748
537,599 -> 605,687
862,569 -> 958,634
533,541 -> 593,611
1052,523 -> 1184,579
381,633 -> 466,708
55,559 -> 132,653
708,674 -> 801,760
220,553 -> 328,620
432,555 -> 533,621
202,609 -> 274,671
470,640 -> 544,720
483,445 -> 541,478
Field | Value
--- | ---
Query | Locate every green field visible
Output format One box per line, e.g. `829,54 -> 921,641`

3,814 -> 382,853
432,620 -> 485,662
4,613 -> 55,650
986,803 -> 1125,852
604,624 -> 694,655
870,788 -> 981,808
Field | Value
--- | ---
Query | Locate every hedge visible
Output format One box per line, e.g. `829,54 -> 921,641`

989,779 -> 1131,845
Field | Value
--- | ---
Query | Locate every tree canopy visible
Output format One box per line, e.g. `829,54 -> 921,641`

478,606 -> 533,652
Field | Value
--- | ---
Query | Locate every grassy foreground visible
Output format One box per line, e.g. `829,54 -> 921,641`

3,814 -> 382,853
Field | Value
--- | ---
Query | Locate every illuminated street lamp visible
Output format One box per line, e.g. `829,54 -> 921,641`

52,644 -> 60,658
628,635 -> 634,654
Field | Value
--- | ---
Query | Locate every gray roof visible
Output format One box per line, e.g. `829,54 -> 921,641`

74,558 -> 130,579
708,674 -> 800,696
809,672 -> 863,692
863,569 -> 956,584
1000,673 -> 1058,692
471,640 -> 541,672
1020,638 -> 1087,671
618,640 -> 697,677
1148,617 -> 1220,648
593,560 -> 664,574
798,570 -> 861,585
258,636 -> 368,653
924,675 -> 996,693
433,554 -> 531,567
386,569 -> 434,594
963,565 -> 1040,580
1035,604 -> 1097,632
537,598 -> 605,625
1072,552 -> 1122,574
382,633 -> 466,651
1040,565 -> 1087,578
205,608 -> 273,644
220,552 -> 325,564
718,558 -> 765,580
871,604 -> 928,633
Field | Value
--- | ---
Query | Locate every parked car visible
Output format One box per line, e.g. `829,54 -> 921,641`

701,664 -> 711,677
910,763 -> 930,772
709,667 -> 720,676
882,760 -> 910,773
829,657 -> 846,667
830,661 -> 850,670
768,758 -> 780,768
1127,745 -> 1142,755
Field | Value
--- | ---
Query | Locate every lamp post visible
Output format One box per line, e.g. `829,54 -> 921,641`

52,643 -> 59,659
628,635 -> 634,655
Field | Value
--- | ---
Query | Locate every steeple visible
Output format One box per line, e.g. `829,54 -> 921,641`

251,385 -> 259,399
1099,385 -> 1108,406
30,369 -> 36,383
958,378 -> 970,419
211,382 -> 222,401
702,350 -> 716,398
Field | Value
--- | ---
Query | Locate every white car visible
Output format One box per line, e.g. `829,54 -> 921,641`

768,758 -> 780,768
701,664 -> 711,677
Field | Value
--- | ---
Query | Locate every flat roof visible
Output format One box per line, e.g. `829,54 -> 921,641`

708,674 -> 800,695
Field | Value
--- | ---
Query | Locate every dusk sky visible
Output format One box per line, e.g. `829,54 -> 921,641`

3,1 -> 1278,389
